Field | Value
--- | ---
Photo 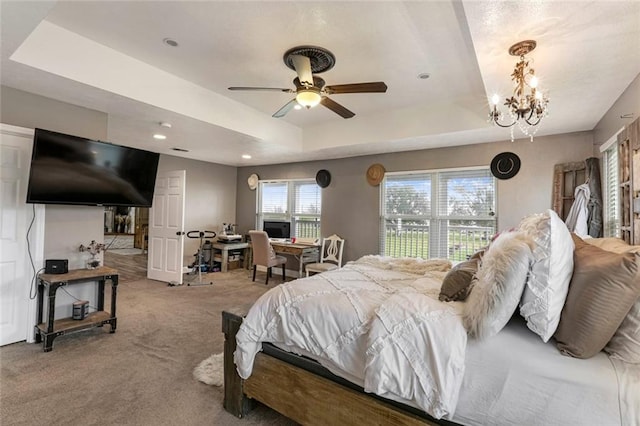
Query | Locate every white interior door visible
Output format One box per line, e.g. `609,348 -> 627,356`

0,124 -> 44,346
147,170 -> 185,284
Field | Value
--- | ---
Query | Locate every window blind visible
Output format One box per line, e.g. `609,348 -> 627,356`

293,182 -> 321,215
381,168 -> 496,261
260,182 -> 288,215
603,144 -> 620,237
257,179 -> 321,238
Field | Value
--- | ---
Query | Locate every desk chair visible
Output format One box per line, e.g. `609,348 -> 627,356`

249,230 -> 287,285
305,234 -> 345,277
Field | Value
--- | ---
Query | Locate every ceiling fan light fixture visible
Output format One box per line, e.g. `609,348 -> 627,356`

296,89 -> 322,108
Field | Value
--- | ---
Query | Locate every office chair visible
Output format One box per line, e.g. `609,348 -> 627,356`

249,230 -> 287,285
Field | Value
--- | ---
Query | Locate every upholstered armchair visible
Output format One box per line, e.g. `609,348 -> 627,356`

249,230 -> 287,285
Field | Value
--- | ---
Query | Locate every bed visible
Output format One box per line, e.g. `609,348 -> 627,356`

223,210 -> 640,425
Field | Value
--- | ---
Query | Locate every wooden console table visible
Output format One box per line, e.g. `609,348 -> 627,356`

35,266 -> 118,352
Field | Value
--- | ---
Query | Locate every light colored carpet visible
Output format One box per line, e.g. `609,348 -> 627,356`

193,353 -> 224,386
0,269 -> 298,426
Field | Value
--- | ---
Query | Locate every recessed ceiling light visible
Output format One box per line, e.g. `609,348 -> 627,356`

171,147 -> 189,152
294,104 -> 302,110
242,154 -> 252,159
163,38 -> 179,47
153,134 -> 167,140
418,73 -> 430,80
159,121 -> 172,128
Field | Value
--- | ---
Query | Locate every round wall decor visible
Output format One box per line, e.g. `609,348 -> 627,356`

490,152 -> 521,180
315,169 -> 331,188
366,163 -> 385,186
247,173 -> 259,190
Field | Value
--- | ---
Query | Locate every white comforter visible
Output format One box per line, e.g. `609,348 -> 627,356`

234,257 -> 468,419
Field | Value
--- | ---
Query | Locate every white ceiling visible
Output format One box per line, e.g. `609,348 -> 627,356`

1,1 -> 639,166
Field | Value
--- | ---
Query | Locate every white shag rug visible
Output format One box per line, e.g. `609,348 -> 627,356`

193,353 -> 224,386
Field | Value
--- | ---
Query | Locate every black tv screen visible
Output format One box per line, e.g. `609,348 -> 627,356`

26,129 -> 160,207
263,221 -> 291,239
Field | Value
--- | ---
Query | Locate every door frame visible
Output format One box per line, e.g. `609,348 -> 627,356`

1,123 -> 45,344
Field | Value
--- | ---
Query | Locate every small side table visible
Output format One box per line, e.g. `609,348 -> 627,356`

212,242 -> 249,272
35,266 -> 118,352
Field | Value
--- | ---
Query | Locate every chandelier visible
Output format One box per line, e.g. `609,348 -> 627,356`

489,40 -> 549,142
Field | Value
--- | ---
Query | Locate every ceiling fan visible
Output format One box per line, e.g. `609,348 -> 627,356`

228,46 -> 387,119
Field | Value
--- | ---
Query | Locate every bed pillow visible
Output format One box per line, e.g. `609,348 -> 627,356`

439,259 -> 479,302
583,237 -> 640,254
606,296 -> 640,363
517,209 -> 574,342
590,239 -> 640,363
554,234 -> 640,359
463,232 -> 533,339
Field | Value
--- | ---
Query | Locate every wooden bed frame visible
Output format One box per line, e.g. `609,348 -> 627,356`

222,309 -> 450,426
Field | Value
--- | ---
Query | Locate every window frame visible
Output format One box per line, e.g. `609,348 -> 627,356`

601,135 -> 621,238
380,166 -> 497,260
256,178 -> 321,239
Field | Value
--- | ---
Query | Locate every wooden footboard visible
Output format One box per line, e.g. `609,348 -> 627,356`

222,310 -> 441,426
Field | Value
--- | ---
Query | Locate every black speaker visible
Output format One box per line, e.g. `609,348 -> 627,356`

45,259 -> 68,274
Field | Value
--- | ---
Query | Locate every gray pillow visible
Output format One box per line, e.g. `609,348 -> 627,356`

554,234 -> 640,359
439,259 -> 479,302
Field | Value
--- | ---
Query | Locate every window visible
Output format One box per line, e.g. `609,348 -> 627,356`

602,141 -> 620,237
380,168 -> 496,261
257,179 -> 321,238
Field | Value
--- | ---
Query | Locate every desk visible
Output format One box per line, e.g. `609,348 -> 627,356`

212,242 -> 249,272
35,266 -> 118,352
270,242 -> 320,278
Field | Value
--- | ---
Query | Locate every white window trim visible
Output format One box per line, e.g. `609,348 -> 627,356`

255,178 -> 321,238
380,166 -> 497,260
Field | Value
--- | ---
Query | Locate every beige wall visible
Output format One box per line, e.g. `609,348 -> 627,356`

157,155 -> 237,262
1,86 -> 236,285
0,85 -> 109,267
1,86 -> 109,317
593,73 -> 640,148
237,132 -> 594,263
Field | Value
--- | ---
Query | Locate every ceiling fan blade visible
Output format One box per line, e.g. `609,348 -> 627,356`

228,86 -> 294,93
290,55 -> 314,88
324,82 -> 388,94
320,97 -> 355,119
273,99 -> 298,118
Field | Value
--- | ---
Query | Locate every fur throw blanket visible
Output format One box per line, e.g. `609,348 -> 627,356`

352,255 -> 452,276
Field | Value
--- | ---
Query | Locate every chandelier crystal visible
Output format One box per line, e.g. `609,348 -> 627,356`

489,40 -> 549,142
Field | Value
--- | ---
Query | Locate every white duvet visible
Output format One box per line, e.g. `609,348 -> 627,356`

234,257 -> 468,419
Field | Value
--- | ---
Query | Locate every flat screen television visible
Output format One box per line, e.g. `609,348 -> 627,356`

263,221 -> 291,239
26,128 -> 160,207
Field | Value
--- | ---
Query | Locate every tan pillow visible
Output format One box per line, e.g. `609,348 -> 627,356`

583,237 -> 640,254
439,259 -> 479,302
554,234 -> 640,359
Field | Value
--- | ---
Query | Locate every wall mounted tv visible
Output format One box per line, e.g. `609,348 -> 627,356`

26,128 -> 160,207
